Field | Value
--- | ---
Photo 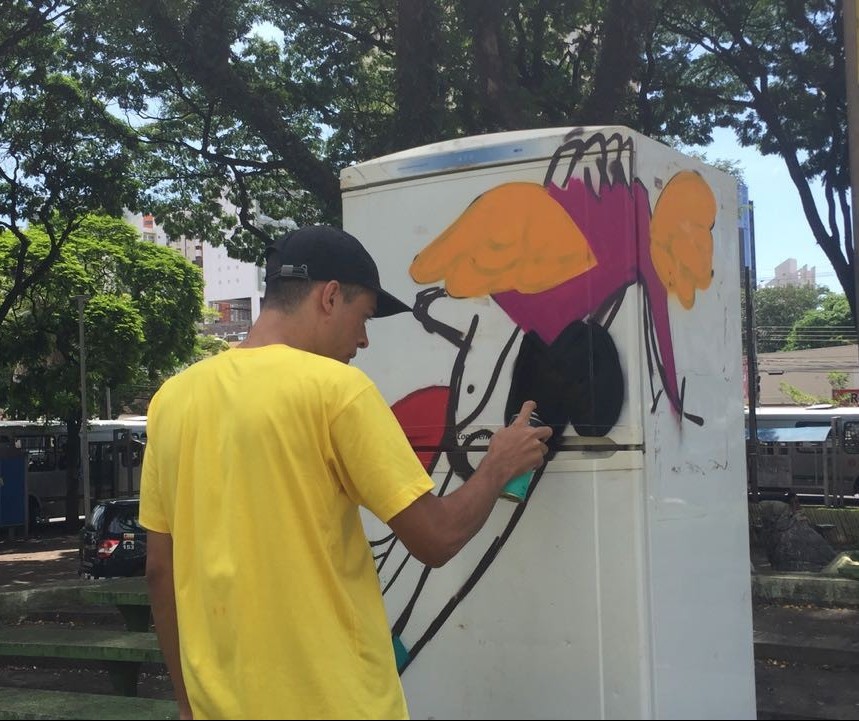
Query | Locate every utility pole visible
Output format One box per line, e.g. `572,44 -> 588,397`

73,295 -> 91,524
844,0 -> 859,358
744,267 -> 759,501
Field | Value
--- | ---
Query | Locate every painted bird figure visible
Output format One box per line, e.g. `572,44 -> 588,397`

408,130 -> 717,429
378,131 -> 719,674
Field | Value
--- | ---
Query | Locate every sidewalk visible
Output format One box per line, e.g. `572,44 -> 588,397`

754,603 -> 859,666
0,533 -> 81,589
754,603 -> 859,720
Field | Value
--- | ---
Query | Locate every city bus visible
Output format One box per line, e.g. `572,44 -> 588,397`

746,405 -> 859,501
0,417 -> 147,526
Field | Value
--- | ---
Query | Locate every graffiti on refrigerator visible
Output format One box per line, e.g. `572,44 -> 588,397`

377,129 -> 719,674
409,130 -> 717,431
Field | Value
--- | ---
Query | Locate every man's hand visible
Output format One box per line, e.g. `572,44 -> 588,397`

388,400 -> 552,568
485,400 -> 552,486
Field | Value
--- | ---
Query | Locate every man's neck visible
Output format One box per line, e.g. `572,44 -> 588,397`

238,307 -> 318,353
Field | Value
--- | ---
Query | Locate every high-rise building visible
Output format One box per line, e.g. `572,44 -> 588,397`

767,258 -> 816,288
123,209 -> 272,336
738,181 -> 756,283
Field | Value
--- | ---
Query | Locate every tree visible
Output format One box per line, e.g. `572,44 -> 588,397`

191,334 -> 230,365
753,284 -> 825,353
784,291 -> 855,350
655,1 -> 857,322
777,381 -> 822,407
7,2 -> 856,320
0,1 -> 140,326
44,0 -> 662,266
0,215 -> 203,528
777,375 -> 856,406
828,371 -> 849,391
83,0 -> 855,320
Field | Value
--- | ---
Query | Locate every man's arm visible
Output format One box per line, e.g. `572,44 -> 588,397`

146,530 -> 193,720
387,399 -> 551,568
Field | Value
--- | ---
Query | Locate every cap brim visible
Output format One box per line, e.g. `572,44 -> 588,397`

374,289 -> 412,318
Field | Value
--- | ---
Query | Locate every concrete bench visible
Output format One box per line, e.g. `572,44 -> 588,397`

0,626 -> 163,696
78,577 -> 152,631
0,686 -> 177,719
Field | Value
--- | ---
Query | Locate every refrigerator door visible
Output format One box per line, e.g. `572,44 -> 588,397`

370,453 -> 649,720
344,127 -> 754,719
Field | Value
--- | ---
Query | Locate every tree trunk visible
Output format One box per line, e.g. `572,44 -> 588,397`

461,0 -> 526,131
579,0 -> 653,124
393,0 -> 444,152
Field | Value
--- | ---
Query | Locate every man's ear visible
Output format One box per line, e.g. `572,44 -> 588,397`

319,280 -> 341,315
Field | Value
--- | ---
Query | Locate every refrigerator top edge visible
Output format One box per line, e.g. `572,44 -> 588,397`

340,125 -> 635,190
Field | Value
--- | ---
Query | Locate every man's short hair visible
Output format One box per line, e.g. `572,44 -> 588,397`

262,276 -> 315,312
263,277 -> 366,313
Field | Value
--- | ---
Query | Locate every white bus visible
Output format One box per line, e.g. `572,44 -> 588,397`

0,417 -> 147,526
746,404 -> 859,500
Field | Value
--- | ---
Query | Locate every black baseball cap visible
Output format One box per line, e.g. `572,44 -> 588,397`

265,225 -> 411,318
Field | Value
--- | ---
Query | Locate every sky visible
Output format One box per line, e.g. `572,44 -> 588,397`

692,128 -> 838,290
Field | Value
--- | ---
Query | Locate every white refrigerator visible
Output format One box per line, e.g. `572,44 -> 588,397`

342,126 -> 755,720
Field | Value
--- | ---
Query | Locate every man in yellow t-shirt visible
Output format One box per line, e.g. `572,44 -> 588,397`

140,225 -> 551,720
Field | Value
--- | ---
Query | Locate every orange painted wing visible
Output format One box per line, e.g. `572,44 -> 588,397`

409,182 -> 596,297
649,171 -> 717,309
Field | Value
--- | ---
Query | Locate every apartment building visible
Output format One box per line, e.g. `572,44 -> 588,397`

123,210 -> 268,336
767,258 -> 816,288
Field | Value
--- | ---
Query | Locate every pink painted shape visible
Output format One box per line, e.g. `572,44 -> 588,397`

492,179 -> 638,343
632,181 -> 679,410
492,177 -> 681,413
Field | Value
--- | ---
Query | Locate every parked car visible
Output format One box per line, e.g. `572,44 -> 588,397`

78,498 -> 147,578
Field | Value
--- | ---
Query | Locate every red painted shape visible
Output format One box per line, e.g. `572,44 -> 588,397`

391,386 -> 451,471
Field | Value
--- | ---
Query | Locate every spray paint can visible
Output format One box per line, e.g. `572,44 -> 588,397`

500,411 -> 544,503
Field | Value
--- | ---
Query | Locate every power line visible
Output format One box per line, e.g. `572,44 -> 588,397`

760,363 -> 859,371
755,326 -> 858,344
757,335 -> 856,339
757,326 -> 857,329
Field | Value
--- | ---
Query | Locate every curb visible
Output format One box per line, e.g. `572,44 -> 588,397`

753,571 -> 859,608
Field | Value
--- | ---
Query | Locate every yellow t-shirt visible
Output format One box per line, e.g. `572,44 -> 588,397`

140,345 -> 434,720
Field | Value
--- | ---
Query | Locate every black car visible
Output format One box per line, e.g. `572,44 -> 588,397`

78,498 -> 147,578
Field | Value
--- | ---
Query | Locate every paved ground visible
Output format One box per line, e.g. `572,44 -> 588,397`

754,603 -> 859,719
0,530 -> 82,589
3,529 -> 859,718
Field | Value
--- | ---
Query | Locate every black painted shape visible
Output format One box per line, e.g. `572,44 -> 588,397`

505,320 -> 624,448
